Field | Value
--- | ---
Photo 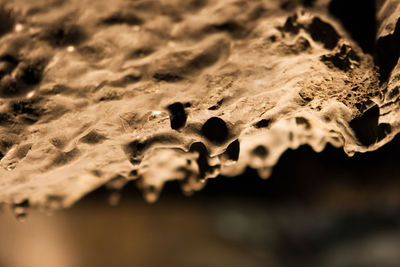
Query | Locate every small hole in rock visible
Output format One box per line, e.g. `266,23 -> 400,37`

295,117 -> 311,129
307,17 -> 340,50
349,105 -> 391,146
129,170 -> 138,177
223,139 -> 240,161
252,145 -> 269,158
167,102 -> 187,130
254,119 -> 271,128
201,117 -> 229,144
153,73 -> 183,82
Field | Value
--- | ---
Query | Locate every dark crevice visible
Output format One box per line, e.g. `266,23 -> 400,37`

101,11 -> 143,26
0,139 -> 14,157
0,5 -> 15,37
349,105 -> 392,146
125,135 -> 181,164
254,119 -> 272,129
329,0 -> 376,54
279,14 -> 301,34
189,0 -> 208,9
12,199 -> 29,208
153,73 -> 183,82
167,102 -> 187,130
375,18 -> 400,83
302,0 -> 316,7
129,48 -> 154,59
10,99 -> 43,124
388,86 -> 399,100
355,99 -> 375,113
189,142 -> 217,178
79,130 -> 107,144
52,148 -> 80,167
320,44 -> 360,72
0,58 -> 48,97
201,117 -> 229,144
0,112 -> 14,126
307,17 -> 340,50
223,139 -> 240,161
0,54 -> 19,79
377,123 -> 391,142
252,145 -> 269,158
280,0 -> 316,10
187,47 -> 222,71
295,117 -> 311,129
42,21 -> 87,47
16,59 -> 47,86
129,169 -> 138,177
11,100 -> 41,116
204,20 -> 247,38
208,99 -> 224,110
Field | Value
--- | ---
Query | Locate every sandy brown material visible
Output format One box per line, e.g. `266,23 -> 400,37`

0,0 -> 399,209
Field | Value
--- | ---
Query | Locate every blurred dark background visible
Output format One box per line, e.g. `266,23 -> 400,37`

1,135 -> 400,267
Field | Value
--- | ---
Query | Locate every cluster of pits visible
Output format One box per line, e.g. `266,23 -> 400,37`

0,0 -> 399,215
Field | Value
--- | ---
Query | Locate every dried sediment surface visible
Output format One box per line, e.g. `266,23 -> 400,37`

0,0 -> 399,209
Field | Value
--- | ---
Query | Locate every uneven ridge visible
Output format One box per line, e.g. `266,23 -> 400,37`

0,0 -> 399,211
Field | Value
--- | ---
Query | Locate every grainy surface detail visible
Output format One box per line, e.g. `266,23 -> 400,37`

0,0 -> 399,208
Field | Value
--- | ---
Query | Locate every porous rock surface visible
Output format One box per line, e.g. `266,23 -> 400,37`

0,0 -> 399,208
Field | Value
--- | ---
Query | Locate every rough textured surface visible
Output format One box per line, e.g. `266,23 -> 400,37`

0,0 -> 399,209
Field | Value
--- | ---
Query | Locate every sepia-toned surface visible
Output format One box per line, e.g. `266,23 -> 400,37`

0,0 -> 399,209
1,140 -> 400,267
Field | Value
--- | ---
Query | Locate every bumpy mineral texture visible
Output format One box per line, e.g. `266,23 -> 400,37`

0,0 -> 399,208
